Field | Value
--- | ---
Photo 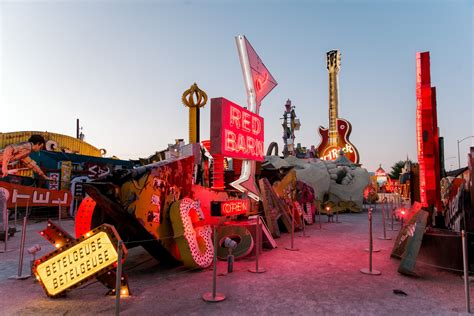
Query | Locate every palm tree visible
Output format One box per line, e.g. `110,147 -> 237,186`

389,160 -> 411,179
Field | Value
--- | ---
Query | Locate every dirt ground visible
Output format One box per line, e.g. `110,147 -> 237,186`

0,207 -> 470,315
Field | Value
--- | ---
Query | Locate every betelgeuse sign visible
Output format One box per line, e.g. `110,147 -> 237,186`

33,224 -> 126,297
210,97 -> 264,161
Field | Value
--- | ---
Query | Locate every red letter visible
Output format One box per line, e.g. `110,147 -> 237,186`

242,112 -> 251,132
247,137 -> 256,157
251,116 -> 261,135
225,130 -> 236,152
237,134 -> 247,154
255,139 -> 264,158
230,106 -> 241,129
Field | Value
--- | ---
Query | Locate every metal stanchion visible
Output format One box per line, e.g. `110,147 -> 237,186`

202,225 -> 226,302
249,216 -> 266,273
364,204 -> 380,252
385,199 -> 390,220
387,206 -> 398,231
326,206 -> 333,223
462,231 -> 471,314
0,189 -> 11,253
73,198 -> 79,219
10,215 -> 31,279
285,207 -> 299,251
318,204 -> 322,229
335,207 -> 341,223
115,240 -> 123,316
14,202 -> 18,231
2,204 -> 9,253
300,212 -> 310,238
58,203 -> 62,225
377,202 -> 391,240
361,208 -> 381,275
226,250 -> 234,274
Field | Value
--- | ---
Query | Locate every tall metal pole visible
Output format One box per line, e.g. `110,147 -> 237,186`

285,207 -> 299,251
369,211 -> 373,272
457,136 -> 474,169
3,205 -> 8,252
319,205 -> 322,229
58,203 -> 62,225
18,216 -> 27,277
1,188 -> 7,253
211,226 -> 217,298
115,240 -> 123,316
300,211 -> 310,237
335,207 -> 341,223
378,202 -> 391,240
9,201 -> 30,279
14,203 -> 18,230
361,208 -> 381,275
202,225 -> 226,302
458,140 -> 461,170
249,216 -> 266,273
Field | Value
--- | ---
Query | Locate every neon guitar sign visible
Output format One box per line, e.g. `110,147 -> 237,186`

317,50 -> 359,164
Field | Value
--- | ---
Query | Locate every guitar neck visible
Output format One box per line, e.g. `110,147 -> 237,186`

328,71 -> 339,145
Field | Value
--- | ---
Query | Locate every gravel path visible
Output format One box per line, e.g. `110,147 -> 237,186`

0,209 -> 469,315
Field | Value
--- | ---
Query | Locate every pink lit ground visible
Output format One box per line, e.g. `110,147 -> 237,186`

0,208 -> 469,315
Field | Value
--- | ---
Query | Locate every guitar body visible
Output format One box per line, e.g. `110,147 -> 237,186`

317,118 -> 359,164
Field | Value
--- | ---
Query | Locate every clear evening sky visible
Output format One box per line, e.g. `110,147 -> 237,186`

1,0 -> 472,172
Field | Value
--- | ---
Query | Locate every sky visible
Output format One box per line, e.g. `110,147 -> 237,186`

0,0 -> 472,172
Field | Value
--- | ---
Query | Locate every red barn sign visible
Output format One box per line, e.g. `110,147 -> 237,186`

210,97 -> 264,161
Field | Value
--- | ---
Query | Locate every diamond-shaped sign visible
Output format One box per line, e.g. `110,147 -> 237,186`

242,36 -> 277,106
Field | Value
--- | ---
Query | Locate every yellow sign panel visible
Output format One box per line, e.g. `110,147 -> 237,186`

36,231 -> 118,296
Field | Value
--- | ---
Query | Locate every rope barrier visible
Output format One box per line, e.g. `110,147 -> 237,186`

4,210 -> 473,277
396,255 -> 466,274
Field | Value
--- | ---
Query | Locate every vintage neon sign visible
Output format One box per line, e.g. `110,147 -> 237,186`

236,35 -> 277,108
0,182 -> 71,208
221,199 -> 249,216
231,35 -> 277,201
33,224 -> 127,297
211,199 -> 249,217
415,51 -> 441,209
210,97 -> 264,161
320,144 -> 355,161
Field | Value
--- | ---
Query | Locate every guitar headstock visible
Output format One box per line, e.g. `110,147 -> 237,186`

326,50 -> 341,73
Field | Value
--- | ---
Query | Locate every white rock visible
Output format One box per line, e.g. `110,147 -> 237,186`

262,156 -> 370,210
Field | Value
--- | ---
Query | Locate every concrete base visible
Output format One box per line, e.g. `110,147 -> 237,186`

202,292 -> 226,302
360,268 -> 381,275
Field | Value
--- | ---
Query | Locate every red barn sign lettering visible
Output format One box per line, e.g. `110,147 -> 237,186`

210,97 -> 264,161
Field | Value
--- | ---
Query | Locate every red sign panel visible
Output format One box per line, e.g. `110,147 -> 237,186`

241,36 -> 278,105
210,97 -> 264,161
0,181 -> 72,207
221,199 -> 249,216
